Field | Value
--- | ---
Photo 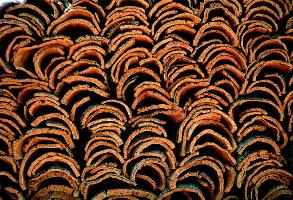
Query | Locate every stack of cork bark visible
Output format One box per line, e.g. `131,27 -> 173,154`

0,0 -> 292,199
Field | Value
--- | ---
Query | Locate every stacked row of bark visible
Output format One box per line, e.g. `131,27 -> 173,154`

0,0 -> 292,199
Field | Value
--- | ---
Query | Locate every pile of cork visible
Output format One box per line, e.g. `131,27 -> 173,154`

0,0 -> 292,199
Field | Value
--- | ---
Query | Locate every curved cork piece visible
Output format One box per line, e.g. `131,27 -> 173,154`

31,185 -> 78,200
0,0 -> 293,199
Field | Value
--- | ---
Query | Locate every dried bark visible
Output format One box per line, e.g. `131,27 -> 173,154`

0,0 -> 292,199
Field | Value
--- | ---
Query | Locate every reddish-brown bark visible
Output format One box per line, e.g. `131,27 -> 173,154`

0,0 -> 292,199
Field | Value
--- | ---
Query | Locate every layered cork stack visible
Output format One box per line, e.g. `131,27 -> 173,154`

0,0 -> 293,199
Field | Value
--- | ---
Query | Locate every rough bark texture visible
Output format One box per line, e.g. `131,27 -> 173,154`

0,0 -> 292,199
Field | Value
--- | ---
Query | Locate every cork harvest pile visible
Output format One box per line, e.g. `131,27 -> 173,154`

0,0 -> 293,199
